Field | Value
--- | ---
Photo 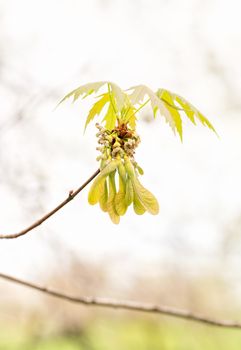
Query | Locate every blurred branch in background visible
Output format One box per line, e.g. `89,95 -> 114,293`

0,64 -> 59,216
0,272 -> 241,329
0,169 -> 100,239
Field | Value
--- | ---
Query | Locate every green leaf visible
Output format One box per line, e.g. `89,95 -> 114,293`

59,81 -> 127,105
109,82 -> 128,111
100,84 -> 119,130
156,89 -> 183,141
128,85 -> 176,133
107,171 -> 120,224
88,160 -> 119,205
127,85 -> 147,104
84,93 -> 109,130
196,111 -> 217,133
171,92 -> 217,134
58,82 -> 107,105
103,101 -> 117,130
174,95 -> 196,124
122,105 -> 137,129
59,81 -> 216,139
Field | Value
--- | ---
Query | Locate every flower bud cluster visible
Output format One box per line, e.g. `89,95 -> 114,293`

87,123 -> 159,224
95,122 -> 140,162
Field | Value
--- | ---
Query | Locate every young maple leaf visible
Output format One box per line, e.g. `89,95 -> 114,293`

59,81 -> 216,223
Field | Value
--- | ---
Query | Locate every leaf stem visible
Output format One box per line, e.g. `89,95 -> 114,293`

125,98 -> 150,122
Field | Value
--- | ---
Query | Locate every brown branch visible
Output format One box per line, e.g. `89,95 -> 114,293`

0,273 -> 240,329
0,169 -> 100,239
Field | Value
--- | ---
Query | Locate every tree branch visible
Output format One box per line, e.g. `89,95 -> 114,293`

0,169 -> 100,239
0,272 -> 240,329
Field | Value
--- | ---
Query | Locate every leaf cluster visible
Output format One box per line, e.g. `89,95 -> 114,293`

59,81 -> 216,140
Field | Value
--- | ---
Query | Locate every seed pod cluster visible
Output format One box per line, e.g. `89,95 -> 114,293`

95,122 -> 140,161
88,123 -> 159,224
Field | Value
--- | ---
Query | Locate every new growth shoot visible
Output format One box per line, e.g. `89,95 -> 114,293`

59,81 -> 216,223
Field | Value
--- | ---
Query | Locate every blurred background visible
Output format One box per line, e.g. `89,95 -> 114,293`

0,0 -> 241,348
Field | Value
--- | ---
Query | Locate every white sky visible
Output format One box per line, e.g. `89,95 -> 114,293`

0,0 -> 241,290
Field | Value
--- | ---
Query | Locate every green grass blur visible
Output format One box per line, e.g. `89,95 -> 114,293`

1,318 -> 241,350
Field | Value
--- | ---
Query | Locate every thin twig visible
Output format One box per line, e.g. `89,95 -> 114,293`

0,169 -> 100,239
0,273 -> 240,329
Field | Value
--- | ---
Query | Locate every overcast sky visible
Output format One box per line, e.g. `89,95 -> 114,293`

0,1 -> 240,292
